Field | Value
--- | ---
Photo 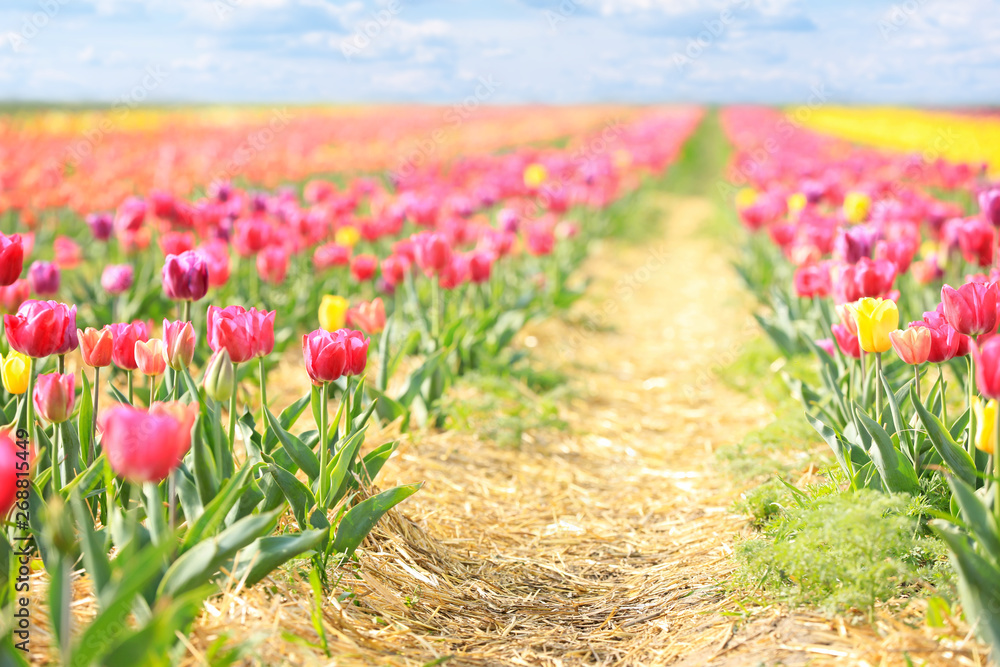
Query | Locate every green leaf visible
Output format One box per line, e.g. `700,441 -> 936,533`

806,412 -> 862,480
231,529 -> 328,587
930,520 -> 1000,651
856,407 -> 920,494
265,407 -> 320,480
191,415 -> 220,506
160,510 -> 280,597
945,475 -> 1000,560
331,483 -> 422,559
182,463 -> 257,550
70,493 -> 111,601
267,464 -> 316,531
911,386 -> 977,487
362,442 -> 398,483
326,430 -> 366,509
79,370 -> 94,466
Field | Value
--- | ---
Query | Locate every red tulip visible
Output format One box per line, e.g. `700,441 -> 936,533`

525,222 -> 555,256
302,329 -> 346,385
102,402 -> 196,483
207,305 -> 275,364
380,255 -> 410,286
256,245 -> 289,285
197,240 -> 231,288
889,327 -> 931,365
912,310 -> 964,363
28,261 -> 60,296
135,338 -> 167,377
974,336 -> 1000,400
109,321 -> 150,370
351,254 -> 377,282
0,233 -> 24,287
159,231 -> 196,257
53,236 -> 82,270
233,217 -> 273,257
162,250 -> 209,301
0,280 -> 29,314
163,320 -> 196,370
412,231 -> 453,276
4,300 -> 78,358
941,282 -> 999,337
0,431 -> 16,518
794,263 -> 831,299
114,196 -> 147,233
78,326 -> 113,367
313,243 -> 351,271
342,329 -> 369,375
346,298 -> 386,334
33,373 -> 75,424
835,257 -> 896,303
957,216 -> 994,267
468,251 -> 494,284
101,264 -> 134,295
832,323 -> 861,359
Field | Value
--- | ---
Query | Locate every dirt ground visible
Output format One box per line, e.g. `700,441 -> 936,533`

174,194 -> 986,666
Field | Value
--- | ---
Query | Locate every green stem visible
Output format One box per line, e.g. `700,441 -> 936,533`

57,354 -> 65,375
431,279 -> 441,347
127,371 -> 133,405
318,381 -> 329,509
26,357 -> 36,460
969,353 -> 977,457
90,367 -> 99,467
915,365 -> 921,402
258,356 -> 268,450
228,362 -> 239,456
939,364 -> 948,427
52,418 -> 62,495
994,401 -> 1000,525
875,352 -> 883,423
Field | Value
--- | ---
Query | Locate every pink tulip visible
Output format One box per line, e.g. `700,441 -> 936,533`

102,402 -> 196,483
163,320 -> 196,370
33,373 -> 75,424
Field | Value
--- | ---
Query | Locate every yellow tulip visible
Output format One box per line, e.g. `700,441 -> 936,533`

335,226 -> 360,248
735,187 -> 758,209
842,191 -> 871,223
974,398 -> 998,455
1,350 -> 29,395
787,192 -> 807,215
523,163 -> 548,188
318,295 -> 349,332
850,297 -> 898,354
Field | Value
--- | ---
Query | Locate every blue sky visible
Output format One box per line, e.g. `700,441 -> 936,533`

0,0 -> 997,104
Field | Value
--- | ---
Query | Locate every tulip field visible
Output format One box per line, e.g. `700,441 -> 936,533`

5,102 -> 1000,664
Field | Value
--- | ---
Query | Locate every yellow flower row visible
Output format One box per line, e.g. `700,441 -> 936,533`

791,106 -> 1000,176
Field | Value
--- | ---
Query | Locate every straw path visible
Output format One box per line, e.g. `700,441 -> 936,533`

188,194 -> 987,665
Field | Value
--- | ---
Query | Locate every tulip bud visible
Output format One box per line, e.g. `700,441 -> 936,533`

28,261 -> 60,296
0,350 -> 29,395
34,373 -> 75,424
101,264 -> 134,295
135,339 -> 167,377
849,297 -> 898,354
974,398 -> 998,455
0,233 -> 24,287
162,250 -> 209,302
78,326 -> 114,367
889,327 -> 932,365
204,349 -> 235,402
163,320 -> 196,370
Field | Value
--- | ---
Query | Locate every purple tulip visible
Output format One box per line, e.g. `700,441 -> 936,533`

28,261 -> 60,296
978,185 -> 1000,228
86,212 -> 114,242
835,225 -> 879,264
101,264 -> 134,295
162,250 -> 209,302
